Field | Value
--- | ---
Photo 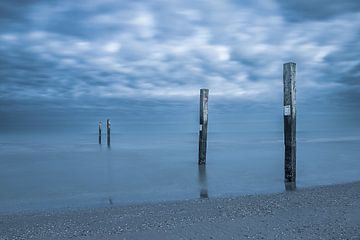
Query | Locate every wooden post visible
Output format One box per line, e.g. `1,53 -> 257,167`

106,119 -> 111,146
98,120 -> 102,144
198,89 -> 209,165
283,62 -> 296,183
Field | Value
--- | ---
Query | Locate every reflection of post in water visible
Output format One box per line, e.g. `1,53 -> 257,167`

198,165 -> 208,199
106,152 -> 113,205
98,120 -> 102,144
285,181 -> 296,191
106,118 -> 111,147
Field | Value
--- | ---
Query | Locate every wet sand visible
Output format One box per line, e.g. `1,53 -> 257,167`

1,182 -> 359,240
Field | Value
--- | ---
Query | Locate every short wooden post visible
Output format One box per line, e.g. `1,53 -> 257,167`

283,62 -> 296,183
198,89 -> 209,165
106,119 -> 111,146
98,120 -> 102,144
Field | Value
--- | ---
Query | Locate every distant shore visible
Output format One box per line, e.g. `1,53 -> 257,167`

1,182 -> 359,240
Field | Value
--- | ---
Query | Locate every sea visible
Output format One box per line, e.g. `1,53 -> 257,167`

0,99 -> 359,213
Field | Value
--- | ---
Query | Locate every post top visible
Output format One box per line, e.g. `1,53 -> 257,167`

200,88 -> 209,91
284,62 -> 296,65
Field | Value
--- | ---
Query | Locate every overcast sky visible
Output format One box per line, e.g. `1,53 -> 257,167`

0,0 -> 359,108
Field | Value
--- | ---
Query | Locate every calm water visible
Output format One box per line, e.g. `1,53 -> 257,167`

0,100 -> 359,213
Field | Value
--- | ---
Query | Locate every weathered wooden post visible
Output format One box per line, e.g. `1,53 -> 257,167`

283,62 -> 296,183
98,120 -> 102,144
106,119 -> 111,146
198,89 -> 209,165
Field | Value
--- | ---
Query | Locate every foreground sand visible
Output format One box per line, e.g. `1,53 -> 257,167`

1,182 -> 359,240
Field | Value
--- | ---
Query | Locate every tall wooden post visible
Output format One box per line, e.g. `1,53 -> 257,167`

106,119 -> 111,146
283,62 -> 296,183
198,89 -> 209,165
98,120 -> 102,144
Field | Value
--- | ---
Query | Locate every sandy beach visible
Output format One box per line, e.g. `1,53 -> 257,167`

1,181 -> 359,240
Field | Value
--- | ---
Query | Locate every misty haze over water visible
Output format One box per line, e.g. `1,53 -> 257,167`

1,99 -> 359,213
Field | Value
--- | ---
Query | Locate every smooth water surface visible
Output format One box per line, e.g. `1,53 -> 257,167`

1,101 -> 359,213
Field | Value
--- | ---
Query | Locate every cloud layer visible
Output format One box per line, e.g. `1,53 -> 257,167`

0,0 -> 359,103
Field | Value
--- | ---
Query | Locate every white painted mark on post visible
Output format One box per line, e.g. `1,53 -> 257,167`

284,105 -> 291,116
199,124 -> 203,131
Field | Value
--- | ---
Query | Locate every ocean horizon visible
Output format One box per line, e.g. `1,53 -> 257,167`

1,100 -> 359,213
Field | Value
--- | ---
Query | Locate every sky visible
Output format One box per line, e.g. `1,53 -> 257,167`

0,0 -> 359,110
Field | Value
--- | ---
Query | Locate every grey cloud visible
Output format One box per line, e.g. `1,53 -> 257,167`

0,0 -> 36,21
276,0 -> 360,22
0,0 -> 359,107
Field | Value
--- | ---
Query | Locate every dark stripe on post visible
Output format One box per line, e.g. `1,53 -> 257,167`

283,62 -> 296,183
198,89 -> 209,165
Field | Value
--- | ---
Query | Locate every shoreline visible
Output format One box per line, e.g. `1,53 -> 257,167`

1,181 -> 359,239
